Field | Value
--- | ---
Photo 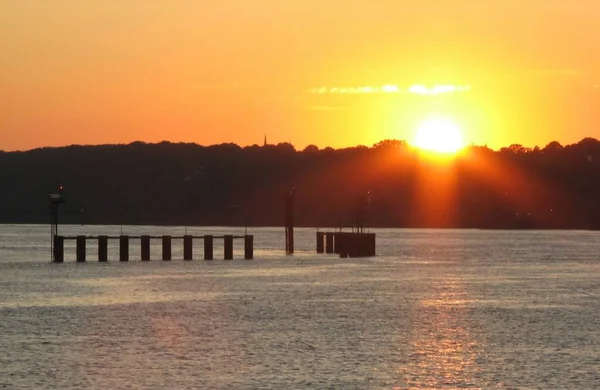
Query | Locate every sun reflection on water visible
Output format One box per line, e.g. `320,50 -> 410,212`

401,279 -> 484,388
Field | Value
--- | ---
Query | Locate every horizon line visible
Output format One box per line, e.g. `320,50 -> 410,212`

2,137 -> 597,154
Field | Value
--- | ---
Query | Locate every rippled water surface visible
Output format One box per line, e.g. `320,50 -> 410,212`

1,225 -> 599,389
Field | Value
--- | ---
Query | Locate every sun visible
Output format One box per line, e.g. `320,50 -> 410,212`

411,118 -> 466,154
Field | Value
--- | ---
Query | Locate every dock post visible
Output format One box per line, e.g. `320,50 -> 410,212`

120,235 -> 129,262
224,235 -> 233,260
141,235 -> 150,261
183,235 -> 193,260
244,235 -> 254,260
204,235 -> 213,260
367,233 -> 376,257
98,235 -> 108,262
334,233 -> 350,256
53,235 -> 64,263
285,189 -> 295,254
356,234 -> 366,257
325,232 -> 334,254
162,235 -> 171,261
338,233 -> 349,258
316,231 -> 324,253
76,235 -> 86,262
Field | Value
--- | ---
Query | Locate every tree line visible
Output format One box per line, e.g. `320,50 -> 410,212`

2,138 -> 600,229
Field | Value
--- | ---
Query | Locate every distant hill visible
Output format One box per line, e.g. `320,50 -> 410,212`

2,139 -> 600,229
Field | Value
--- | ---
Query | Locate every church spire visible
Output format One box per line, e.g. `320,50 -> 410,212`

264,134 -> 267,146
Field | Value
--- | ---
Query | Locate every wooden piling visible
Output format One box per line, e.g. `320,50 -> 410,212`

333,232 -> 341,254
285,193 -> 294,254
183,235 -> 193,260
336,233 -> 350,258
344,232 -> 376,258
98,235 -> 108,262
76,235 -> 86,262
356,234 -> 366,257
49,231 -> 276,263
141,235 -> 150,261
366,233 -> 376,257
244,235 -> 253,260
316,231 -> 324,253
204,235 -> 213,260
120,235 -> 129,262
224,235 -> 233,260
53,235 -> 64,263
325,232 -> 334,254
162,235 -> 171,261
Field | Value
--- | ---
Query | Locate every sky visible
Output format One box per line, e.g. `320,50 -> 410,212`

2,0 -> 600,151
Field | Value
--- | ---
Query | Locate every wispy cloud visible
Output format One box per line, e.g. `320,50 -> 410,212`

307,85 -> 401,94
408,85 -> 471,95
307,84 -> 471,95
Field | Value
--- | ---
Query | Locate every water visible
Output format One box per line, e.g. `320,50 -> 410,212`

1,225 -> 599,389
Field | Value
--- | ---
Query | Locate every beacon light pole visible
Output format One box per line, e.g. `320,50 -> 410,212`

48,185 -> 66,262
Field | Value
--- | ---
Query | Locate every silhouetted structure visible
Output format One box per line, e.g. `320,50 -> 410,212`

316,231 -> 324,253
285,188 -> 294,254
48,185 -> 65,262
52,234 -> 254,262
316,231 -> 376,257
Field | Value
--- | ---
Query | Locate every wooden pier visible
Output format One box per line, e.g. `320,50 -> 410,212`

316,231 -> 376,258
52,234 -> 254,263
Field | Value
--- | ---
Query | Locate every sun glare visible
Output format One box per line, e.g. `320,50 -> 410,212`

411,118 -> 465,154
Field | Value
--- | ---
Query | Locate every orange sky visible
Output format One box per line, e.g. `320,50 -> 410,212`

2,1 -> 600,151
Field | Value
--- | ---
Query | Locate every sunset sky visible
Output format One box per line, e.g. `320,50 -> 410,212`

2,1 -> 600,151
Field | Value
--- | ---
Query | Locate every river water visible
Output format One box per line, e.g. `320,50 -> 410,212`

1,225 -> 599,389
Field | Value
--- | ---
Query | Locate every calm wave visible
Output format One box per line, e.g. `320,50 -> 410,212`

1,225 -> 599,389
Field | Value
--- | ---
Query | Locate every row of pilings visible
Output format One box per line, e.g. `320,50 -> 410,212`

316,231 -> 376,257
53,234 -> 253,262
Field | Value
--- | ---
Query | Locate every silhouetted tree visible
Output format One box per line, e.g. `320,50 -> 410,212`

2,138 -> 600,229
544,141 -> 563,151
302,144 -> 319,153
275,142 -> 295,151
373,139 -> 407,149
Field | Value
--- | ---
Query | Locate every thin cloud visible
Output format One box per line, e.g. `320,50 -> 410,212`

308,85 -> 401,94
408,85 -> 471,95
307,84 -> 470,95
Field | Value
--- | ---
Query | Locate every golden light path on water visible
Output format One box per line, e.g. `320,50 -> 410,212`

399,278 -> 484,388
